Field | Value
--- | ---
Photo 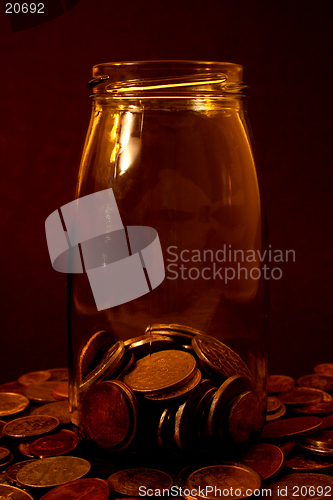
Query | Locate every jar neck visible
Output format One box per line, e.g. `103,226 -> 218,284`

88,60 -> 246,101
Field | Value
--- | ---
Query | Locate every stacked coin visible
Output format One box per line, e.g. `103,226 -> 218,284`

3,362 -> 333,499
77,325 -> 262,453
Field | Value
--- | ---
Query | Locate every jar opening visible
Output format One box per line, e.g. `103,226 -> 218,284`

89,60 -> 245,99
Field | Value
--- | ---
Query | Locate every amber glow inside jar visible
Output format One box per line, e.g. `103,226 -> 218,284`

67,61 -> 269,454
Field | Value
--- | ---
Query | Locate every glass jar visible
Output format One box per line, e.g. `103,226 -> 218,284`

67,61 -> 268,455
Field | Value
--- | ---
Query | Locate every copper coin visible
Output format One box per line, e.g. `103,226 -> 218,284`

192,335 -> 252,381
108,468 -> 173,496
278,388 -> 324,406
29,431 -> 78,458
18,442 -> 34,458
174,380 -> 217,450
5,460 -> 37,486
0,453 -> 14,468
314,363 -> 333,376
24,382 -> 61,403
207,375 -> 254,440
284,452 -> 333,472
39,477 -> 111,499
114,352 -> 135,380
79,330 -> 116,380
0,447 -> 11,464
3,415 -> 59,439
153,329 -> 195,345
237,443 -> 284,480
52,382 -> 68,401
82,380 -> 138,451
80,340 -> 125,392
0,392 -> 29,417
186,463 -> 261,499
269,473 -> 333,500
266,402 -> 286,422
298,442 -> 333,457
267,375 -> 295,394
144,368 -> 202,403
276,439 -> 296,456
47,368 -> 69,381
292,399 -> 333,415
319,412 -> 333,429
0,471 -> 9,485
267,396 -> 282,413
0,484 -> 34,499
16,456 -> 91,489
18,371 -> 51,387
126,335 -> 177,355
260,416 -> 322,439
30,401 -> 70,424
0,420 -> 5,440
123,350 -> 197,393
297,374 -> 333,392
228,391 -> 262,443
0,382 -> 26,395
302,429 -> 333,449
146,323 -> 203,336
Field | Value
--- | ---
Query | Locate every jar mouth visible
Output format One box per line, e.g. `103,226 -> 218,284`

89,60 -> 245,99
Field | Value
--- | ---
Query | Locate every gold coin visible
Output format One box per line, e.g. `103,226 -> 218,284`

192,335 -> 252,381
228,391 -> 262,443
123,350 -> 196,393
108,468 -> 173,496
24,382 -> 61,403
186,464 -> 261,499
16,456 -> 91,489
144,368 -> 202,403
18,371 -> 51,387
79,340 -> 125,392
3,415 -> 59,439
0,392 -> 29,417
30,401 -> 70,424
0,484 -> 34,499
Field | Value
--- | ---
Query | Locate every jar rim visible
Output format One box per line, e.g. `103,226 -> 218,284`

90,60 -> 244,98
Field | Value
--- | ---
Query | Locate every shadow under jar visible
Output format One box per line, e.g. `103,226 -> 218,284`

67,61 -> 269,456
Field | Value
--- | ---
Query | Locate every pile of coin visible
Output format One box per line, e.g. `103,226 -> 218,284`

77,324 -> 263,453
3,349 -> 333,498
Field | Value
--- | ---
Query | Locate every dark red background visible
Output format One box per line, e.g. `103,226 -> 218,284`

0,0 -> 332,383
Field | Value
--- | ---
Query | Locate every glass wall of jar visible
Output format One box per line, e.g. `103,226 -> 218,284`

67,61 -> 269,454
